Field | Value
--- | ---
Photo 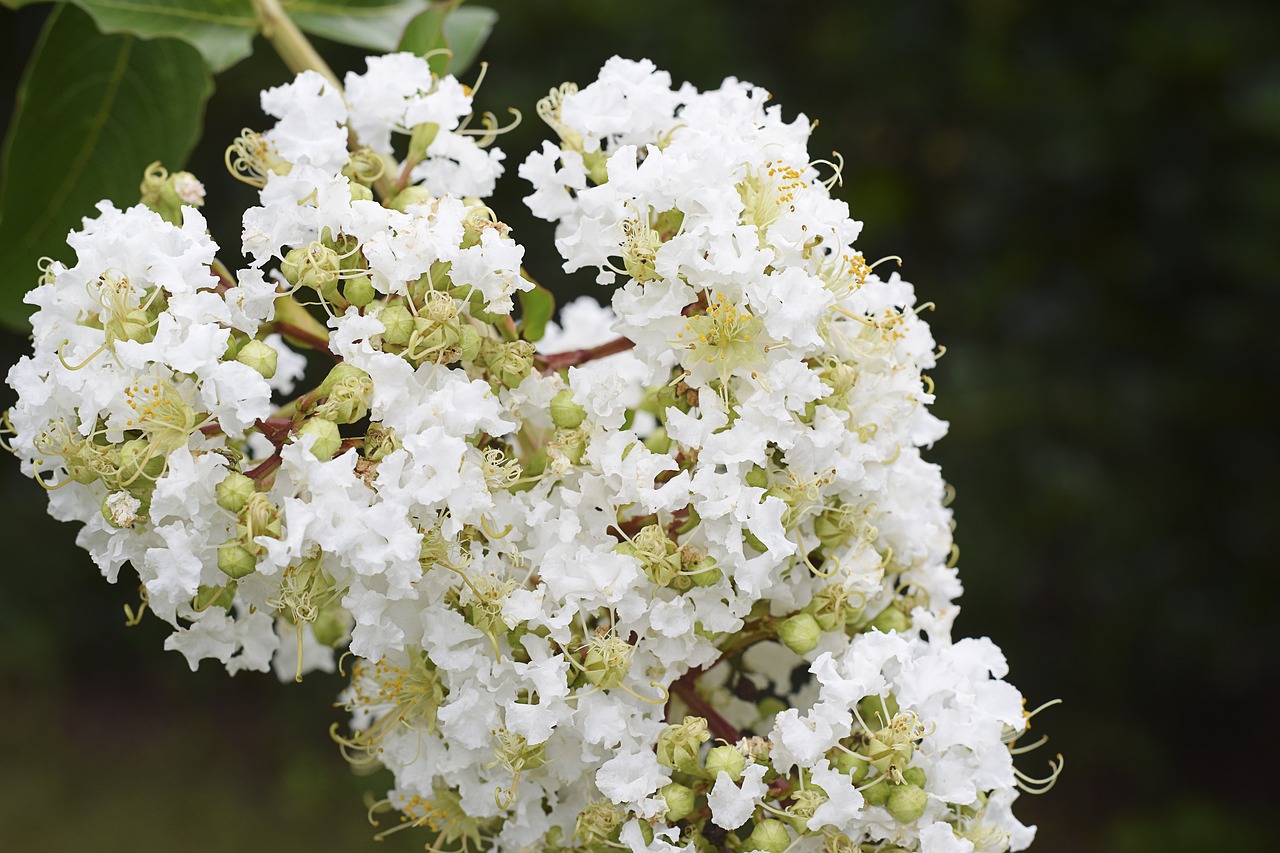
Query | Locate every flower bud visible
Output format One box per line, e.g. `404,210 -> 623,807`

744,819 -> 791,853
705,744 -> 746,782
582,634 -> 633,690
885,784 -> 928,823
828,748 -> 869,783
343,274 -> 376,308
745,464 -> 769,489
378,304 -> 415,347
643,426 -> 672,454
778,612 -> 821,655
856,694 -> 899,729
297,417 -> 341,460
870,605 -> 910,635
408,122 -> 441,163
218,541 -> 257,579
656,717 -> 710,774
194,582 -> 236,611
550,389 -> 586,429
216,471 -> 256,513
660,782 -> 696,822
234,339 -> 278,379
349,182 -> 373,203
901,767 -> 927,788
457,324 -> 482,362
861,778 -> 891,807
311,605 -> 350,646
390,186 -> 433,211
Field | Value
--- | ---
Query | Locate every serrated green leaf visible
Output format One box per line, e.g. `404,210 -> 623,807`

443,6 -> 495,75
288,0 -> 429,53
0,5 -> 213,330
518,283 -> 555,343
8,0 -> 259,72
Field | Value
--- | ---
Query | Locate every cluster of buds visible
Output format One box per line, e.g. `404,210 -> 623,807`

4,51 -> 1057,853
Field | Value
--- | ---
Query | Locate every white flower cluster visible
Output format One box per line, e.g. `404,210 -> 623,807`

5,53 -> 1056,853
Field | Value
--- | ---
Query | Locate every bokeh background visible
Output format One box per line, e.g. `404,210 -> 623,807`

2,1 -> 1276,850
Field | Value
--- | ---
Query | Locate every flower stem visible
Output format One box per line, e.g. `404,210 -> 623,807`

252,0 -> 342,89
537,336 -> 636,373
252,0 -> 397,201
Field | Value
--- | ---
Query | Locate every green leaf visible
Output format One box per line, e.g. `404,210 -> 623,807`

0,5 -> 213,330
443,6 -> 495,75
400,3 -> 496,77
288,0 -> 429,53
5,0 -> 259,72
398,0 -> 455,75
518,283 -> 555,343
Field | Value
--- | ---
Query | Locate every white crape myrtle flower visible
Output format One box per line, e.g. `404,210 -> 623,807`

5,50 -> 1058,853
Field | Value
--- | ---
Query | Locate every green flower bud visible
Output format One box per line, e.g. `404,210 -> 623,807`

870,605 -> 910,635
885,784 -> 928,823
683,551 -> 721,588
234,339 -> 278,379
139,161 -> 204,224
744,819 -> 791,853
311,605 -> 350,646
115,438 -> 164,486
660,782 -> 696,822
779,612 -> 822,655
861,777 -> 892,807
390,186 -> 433,211
856,694 -> 900,729
828,748 -> 869,783
582,634 -> 634,690
705,744 -> 746,781
656,717 -> 710,774
408,122 -> 441,163
901,767 -> 927,788
218,541 -> 257,579
583,149 -> 609,185
745,464 -> 769,489
194,582 -> 236,611
378,304 -> 415,347
348,182 -> 374,203
457,324 -> 482,362
216,471 -> 256,513
297,417 -> 341,460
343,274 -> 376,308
550,389 -> 587,429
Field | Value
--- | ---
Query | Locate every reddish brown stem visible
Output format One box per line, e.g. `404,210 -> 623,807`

536,336 -> 635,373
246,451 -> 282,484
274,322 -> 339,360
668,677 -> 742,744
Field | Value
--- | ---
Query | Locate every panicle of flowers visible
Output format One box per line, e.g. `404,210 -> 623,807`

4,50 -> 1057,853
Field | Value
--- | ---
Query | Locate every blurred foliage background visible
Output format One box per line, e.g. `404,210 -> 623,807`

1,1 -> 1276,850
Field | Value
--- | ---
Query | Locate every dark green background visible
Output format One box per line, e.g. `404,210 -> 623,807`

1,1 -> 1275,850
